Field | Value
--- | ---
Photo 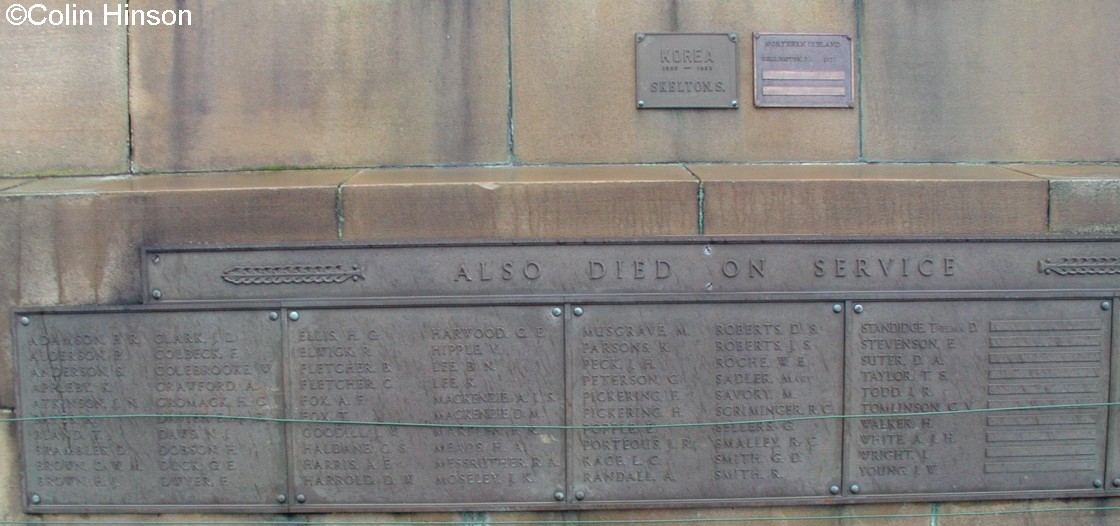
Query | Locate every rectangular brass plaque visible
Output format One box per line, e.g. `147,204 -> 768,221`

635,33 -> 739,109
845,300 -> 1110,495
569,302 -> 842,504
142,238 -> 1120,302
286,306 -> 565,510
754,33 -> 853,108
14,308 -> 286,513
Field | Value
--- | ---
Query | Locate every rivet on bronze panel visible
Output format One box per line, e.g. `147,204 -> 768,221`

849,484 -> 861,494
276,494 -> 286,504
19,316 -> 29,326
296,494 -> 306,503
553,491 -> 565,501
30,494 -> 41,504
151,289 -> 162,300
832,304 -> 843,313
1102,301 -> 1111,311
288,311 -> 300,322
829,485 -> 840,495
551,307 -> 563,317
853,304 -> 864,314
269,312 -> 279,321
1094,479 -> 1104,488
151,255 -> 160,264
573,307 -> 584,317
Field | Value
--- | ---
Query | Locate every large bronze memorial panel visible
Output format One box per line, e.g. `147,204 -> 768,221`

285,306 -> 565,510
12,237 -> 1120,512
845,300 -> 1112,496
568,302 -> 843,505
13,308 -> 287,513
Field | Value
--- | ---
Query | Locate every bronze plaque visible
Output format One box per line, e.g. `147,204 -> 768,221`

754,33 -> 853,108
286,306 -> 565,510
845,300 -> 1110,496
569,302 -> 843,504
13,308 -> 286,513
143,238 -> 1120,302
635,33 -> 739,109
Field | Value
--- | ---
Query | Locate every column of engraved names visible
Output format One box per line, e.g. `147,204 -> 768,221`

708,303 -> 842,496
18,311 -> 284,507
574,309 -> 686,499
572,303 -> 842,501
849,309 -> 957,492
288,307 -> 564,506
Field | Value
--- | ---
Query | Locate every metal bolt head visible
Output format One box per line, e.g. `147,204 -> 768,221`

637,100 -> 645,108
703,246 -> 712,255
1112,478 -> 1120,488
849,484 -> 861,494
832,304 -> 843,313
853,304 -> 864,314
276,494 -> 286,503
296,494 -> 306,503
1094,479 -> 1103,488
151,289 -> 163,300
1102,301 -> 1111,311
269,312 -> 280,321
30,494 -> 41,504
288,311 -> 300,322
573,307 -> 584,317
731,100 -> 739,108
19,316 -> 30,326
636,33 -> 645,42
151,255 -> 160,264
729,33 -> 738,42
829,485 -> 840,495
553,490 -> 565,501
575,490 -> 586,501
551,307 -> 563,317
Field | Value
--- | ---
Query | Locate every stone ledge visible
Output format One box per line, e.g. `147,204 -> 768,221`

340,165 -> 700,239
1007,165 -> 1120,234
692,164 -> 1049,235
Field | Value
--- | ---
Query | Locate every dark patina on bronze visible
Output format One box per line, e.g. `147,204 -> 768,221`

12,237 -> 1120,512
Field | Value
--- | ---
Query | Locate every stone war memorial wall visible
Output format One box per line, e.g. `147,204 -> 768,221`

4,1 -> 1120,525
11,237 -> 1120,513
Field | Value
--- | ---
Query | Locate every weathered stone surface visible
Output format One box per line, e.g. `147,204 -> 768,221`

0,171 -> 347,406
1008,165 -> 1120,233
130,0 -> 509,171
694,164 -> 1047,235
341,165 -> 699,239
938,499 -> 1120,526
862,1 -> 1120,162
0,412 -> 26,521
0,0 -> 128,175
512,0 -> 858,163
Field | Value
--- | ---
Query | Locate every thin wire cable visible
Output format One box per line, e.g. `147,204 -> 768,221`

3,401 -> 1118,430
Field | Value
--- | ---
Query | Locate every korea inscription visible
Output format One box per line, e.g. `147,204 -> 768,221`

635,33 -> 739,109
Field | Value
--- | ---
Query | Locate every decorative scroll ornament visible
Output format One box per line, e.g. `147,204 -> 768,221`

1038,257 -> 1120,276
222,265 -> 365,285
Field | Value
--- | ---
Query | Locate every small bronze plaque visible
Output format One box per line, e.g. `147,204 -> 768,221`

845,300 -> 1110,496
570,302 -> 843,504
286,306 -> 565,510
635,33 -> 739,109
14,308 -> 286,513
754,33 -> 853,108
